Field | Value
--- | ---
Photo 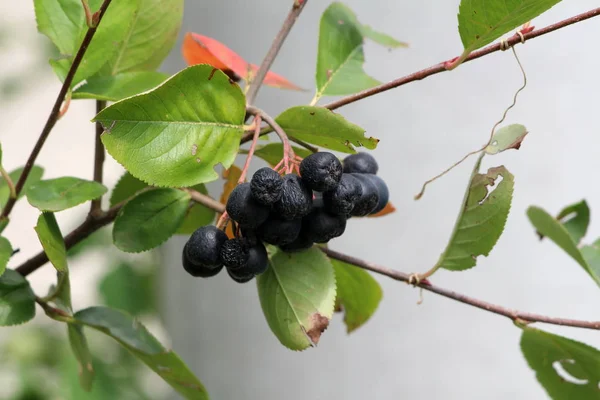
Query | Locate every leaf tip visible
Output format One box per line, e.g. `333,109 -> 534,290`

305,313 -> 330,345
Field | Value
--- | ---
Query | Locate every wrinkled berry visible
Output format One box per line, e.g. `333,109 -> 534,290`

362,174 -> 389,214
226,183 -> 270,228
220,238 -> 250,270
250,167 -> 283,205
273,174 -> 313,220
303,208 -> 347,243
300,152 -> 343,192
227,267 -> 254,283
349,174 -> 379,216
343,152 -> 379,175
323,173 -> 363,216
185,225 -> 228,269
279,231 -> 314,253
182,244 -> 224,277
246,242 -> 269,275
257,214 -> 301,246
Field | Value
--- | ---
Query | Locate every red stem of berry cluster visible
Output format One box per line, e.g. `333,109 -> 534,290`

238,116 -> 262,184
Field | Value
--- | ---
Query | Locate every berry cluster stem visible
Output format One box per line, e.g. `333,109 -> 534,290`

238,115 -> 262,183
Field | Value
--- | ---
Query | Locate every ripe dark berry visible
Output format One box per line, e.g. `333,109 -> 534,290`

343,152 -> 379,175
250,167 -> 283,205
220,238 -> 250,270
303,208 -> 347,243
182,244 -> 224,277
279,232 -> 314,253
362,174 -> 389,214
246,242 -> 269,275
257,214 -> 301,246
273,174 -> 313,220
300,152 -> 343,192
227,267 -> 254,284
349,174 -> 379,216
226,183 -> 269,228
185,225 -> 228,269
323,173 -> 363,216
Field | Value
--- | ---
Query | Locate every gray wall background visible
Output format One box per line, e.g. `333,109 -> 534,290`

2,1 -> 600,399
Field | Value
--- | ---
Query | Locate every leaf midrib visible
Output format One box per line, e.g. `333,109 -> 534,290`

97,119 -> 242,129
317,45 -> 363,98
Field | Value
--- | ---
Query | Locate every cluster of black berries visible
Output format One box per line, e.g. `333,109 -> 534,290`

182,152 -> 388,283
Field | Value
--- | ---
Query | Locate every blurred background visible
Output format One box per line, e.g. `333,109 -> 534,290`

1,0 -> 600,399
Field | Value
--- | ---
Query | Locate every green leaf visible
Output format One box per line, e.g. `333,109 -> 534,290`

315,2 -> 403,99
99,263 -> 154,315
34,213 -> 67,272
257,247 -> 336,351
437,164 -> 514,271
176,184 -> 215,235
27,177 -> 107,212
332,259 -> 382,333
74,306 -> 208,399
0,269 -> 36,326
113,188 -> 190,253
68,324 -> 94,391
0,166 -> 44,207
242,143 -> 313,167
484,124 -> 528,155
35,0 -> 141,85
554,200 -> 590,245
0,237 -> 12,277
528,206 -> 600,287
110,172 -> 149,206
106,0 -> 184,74
520,327 -> 600,399
97,65 -> 246,187
276,106 -> 377,153
458,0 -> 562,52
72,72 -> 168,101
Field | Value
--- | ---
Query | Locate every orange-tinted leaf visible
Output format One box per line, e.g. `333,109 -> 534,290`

182,32 -> 302,90
368,202 -> 396,218
219,166 -> 243,239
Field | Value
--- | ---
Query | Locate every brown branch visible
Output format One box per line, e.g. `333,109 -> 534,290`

90,100 -> 107,216
184,189 -> 225,214
245,0 -> 308,105
321,247 -> 600,331
324,7 -> 600,111
0,0 -> 114,221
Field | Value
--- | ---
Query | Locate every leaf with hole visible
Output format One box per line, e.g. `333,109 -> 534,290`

276,106 -> 377,153
35,213 -> 67,272
484,124 -> 528,155
527,206 -> 600,288
27,177 -> 107,212
0,269 -> 36,326
72,72 -> 169,101
437,164 -> 514,271
0,237 -> 12,277
113,188 -> 190,253
0,166 -> 44,207
96,65 -> 246,187
74,306 -> 208,399
242,143 -> 313,167
520,326 -> 600,399
257,247 -> 336,351
458,0 -> 562,52
332,259 -> 382,333
315,2 -> 405,100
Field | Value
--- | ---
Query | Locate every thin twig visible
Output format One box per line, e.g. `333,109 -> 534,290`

320,247 -> 600,331
245,0 -> 308,105
0,166 -> 16,200
238,116 -> 262,183
323,7 -> 600,111
0,0 -> 114,221
90,100 -> 107,216
184,189 -> 226,214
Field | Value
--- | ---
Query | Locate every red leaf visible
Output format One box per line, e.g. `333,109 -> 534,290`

182,33 -> 303,91
368,202 -> 396,218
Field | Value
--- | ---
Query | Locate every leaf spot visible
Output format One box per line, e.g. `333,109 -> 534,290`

191,144 -> 198,156
306,313 -> 329,345
208,68 -> 218,80
196,158 -> 202,163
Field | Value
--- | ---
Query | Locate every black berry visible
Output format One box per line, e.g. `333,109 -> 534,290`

300,152 -> 343,192
227,267 -> 254,284
273,174 -> 313,220
182,244 -> 223,277
257,214 -> 301,246
220,238 -> 250,270
185,225 -> 228,269
303,208 -> 347,243
279,232 -> 314,253
362,174 -> 389,214
323,173 -> 363,216
343,152 -> 379,175
246,242 -> 269,275
250,167 -> 283,205
349,174 -> 380,216
226,183 -> 270,228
